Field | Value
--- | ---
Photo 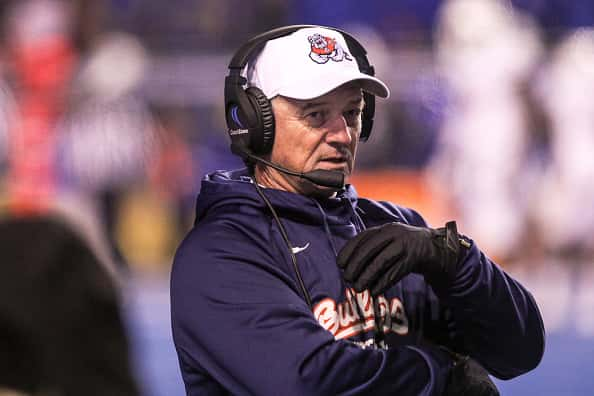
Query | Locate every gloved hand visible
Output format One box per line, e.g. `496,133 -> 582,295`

445,353 -> 500,396
337,221 -> 465,296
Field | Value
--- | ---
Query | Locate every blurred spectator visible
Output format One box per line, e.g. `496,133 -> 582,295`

58,31 -> 155,191
429,0 -> 543,260
56,31 -> 158,266
533,28 -> 594,258
108,106 -> 196,272
0,214 -> 139,396
0,0 -> 159,267
2,0 -> 77,213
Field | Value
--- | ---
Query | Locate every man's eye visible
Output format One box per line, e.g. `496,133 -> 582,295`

305,111 -> 326,126
344,109 -> 362,124
345,109 -> 362,118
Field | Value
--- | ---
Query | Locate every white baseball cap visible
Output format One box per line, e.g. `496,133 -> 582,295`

245,27 -> 390,100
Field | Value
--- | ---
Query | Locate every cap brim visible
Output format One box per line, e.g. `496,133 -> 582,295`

275,71 -> 390,100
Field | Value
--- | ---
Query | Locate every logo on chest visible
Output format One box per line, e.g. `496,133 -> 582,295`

313,289 -> 409,340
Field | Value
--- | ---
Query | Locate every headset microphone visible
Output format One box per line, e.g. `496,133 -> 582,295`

230,143 -> 345,189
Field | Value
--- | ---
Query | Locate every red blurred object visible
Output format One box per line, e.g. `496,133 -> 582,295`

7,36 -> 77,215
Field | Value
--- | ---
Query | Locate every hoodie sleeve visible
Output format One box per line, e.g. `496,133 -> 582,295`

171,221 -> 454,396
431,241 -> 545,379
398,206 -> 545,380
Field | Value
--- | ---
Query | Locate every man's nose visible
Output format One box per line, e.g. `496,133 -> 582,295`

325,114 -> 353,145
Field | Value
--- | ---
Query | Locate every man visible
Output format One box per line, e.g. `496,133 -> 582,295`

171,25 -> 544,395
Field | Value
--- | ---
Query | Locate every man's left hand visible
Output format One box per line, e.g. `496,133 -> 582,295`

337,221 -> 463,296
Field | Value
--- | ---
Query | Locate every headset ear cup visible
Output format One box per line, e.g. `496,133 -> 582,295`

246,87 -> 275,154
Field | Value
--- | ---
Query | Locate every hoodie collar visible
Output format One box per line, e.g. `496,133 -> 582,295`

195,168 -> 360,226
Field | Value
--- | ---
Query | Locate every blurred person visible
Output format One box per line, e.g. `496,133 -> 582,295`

171,25 -> 544,395
0,214 -> 139,396
2,0 -> 77,212
2,0 -> 159,265
533,28 -> 594,257
430,0 -> 543,260
56,31 -> 158,266
113,108 -> 194,272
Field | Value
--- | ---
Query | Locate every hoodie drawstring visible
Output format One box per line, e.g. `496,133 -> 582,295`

316,197 -> 388,349
312,199 -> 339,257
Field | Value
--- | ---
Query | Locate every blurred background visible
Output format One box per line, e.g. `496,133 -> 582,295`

0,0 -> 593,395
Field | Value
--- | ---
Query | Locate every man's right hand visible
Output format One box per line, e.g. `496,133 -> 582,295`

337,221 -> 462,296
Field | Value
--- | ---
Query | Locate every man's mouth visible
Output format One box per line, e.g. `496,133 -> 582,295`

319,155 -> 351,171
321,156 -> 347,164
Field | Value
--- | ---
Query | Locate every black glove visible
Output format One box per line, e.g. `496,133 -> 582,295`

445,353 -> 500,396
337,221 -> 465,296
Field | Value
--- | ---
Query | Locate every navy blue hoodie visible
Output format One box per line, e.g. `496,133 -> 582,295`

170,168 -> 544,395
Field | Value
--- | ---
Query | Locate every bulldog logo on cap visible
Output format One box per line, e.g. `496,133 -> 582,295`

308,33 -> 353,64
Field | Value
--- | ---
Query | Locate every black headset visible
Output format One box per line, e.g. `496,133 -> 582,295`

224,24 -> 378,156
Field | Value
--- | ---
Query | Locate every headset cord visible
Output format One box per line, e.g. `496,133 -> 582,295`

252,178 -> 313,309
313,198 -> 370,341
372,295 -> 387,349
251,175 -> 384,348
341,197 -> 387,349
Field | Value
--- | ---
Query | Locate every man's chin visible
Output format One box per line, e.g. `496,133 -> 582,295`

303,171 -> 350,198
308,185 -> 341,198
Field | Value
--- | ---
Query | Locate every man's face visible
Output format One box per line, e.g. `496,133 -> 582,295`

256,82 -> 364,196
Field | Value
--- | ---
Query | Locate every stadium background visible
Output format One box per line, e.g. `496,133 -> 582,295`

1,0 -> 593,394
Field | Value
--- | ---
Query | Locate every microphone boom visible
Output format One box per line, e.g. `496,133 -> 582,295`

230,143 -> 345,189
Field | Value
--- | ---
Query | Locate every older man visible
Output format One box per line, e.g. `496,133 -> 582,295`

171,25 -> 544,395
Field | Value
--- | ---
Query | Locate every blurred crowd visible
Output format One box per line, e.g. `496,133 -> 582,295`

1,0 -> 593,269
1,0 -> 594,393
